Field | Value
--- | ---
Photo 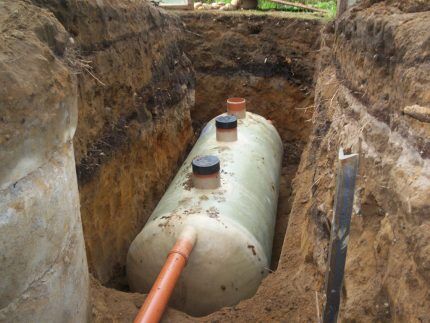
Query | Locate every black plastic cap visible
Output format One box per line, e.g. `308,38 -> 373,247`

215,115 -> 237,129
192,155 -> 220,175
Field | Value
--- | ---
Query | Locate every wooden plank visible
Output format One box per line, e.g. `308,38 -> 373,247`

265,0 -> 328,13
322,149 -> 359,323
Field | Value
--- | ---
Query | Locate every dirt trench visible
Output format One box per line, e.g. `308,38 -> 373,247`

2,0 -> 429,322
86,10 -> 322,322
1,1 -> 322,320
89,4 -> 430,322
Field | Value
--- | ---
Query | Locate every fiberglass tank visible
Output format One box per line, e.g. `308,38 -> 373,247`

127,99 -> 283,316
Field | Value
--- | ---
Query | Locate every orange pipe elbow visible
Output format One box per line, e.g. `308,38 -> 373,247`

134,227 -> 197,323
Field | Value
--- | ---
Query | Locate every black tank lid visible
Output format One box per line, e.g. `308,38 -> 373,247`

192,155 -> 220,175
215,115 -> 237,129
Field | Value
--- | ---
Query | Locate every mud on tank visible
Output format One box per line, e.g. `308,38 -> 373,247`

127,100 -> 283,316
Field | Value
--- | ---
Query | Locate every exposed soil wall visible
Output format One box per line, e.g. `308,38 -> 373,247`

310,2 -> 430,320
179,11 -> 320,128
1,0 -> 197,318
0,1 -> 89,321
32,0 -> 196,286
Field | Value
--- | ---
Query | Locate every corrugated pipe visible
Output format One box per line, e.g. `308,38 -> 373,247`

134,226 -> 197,323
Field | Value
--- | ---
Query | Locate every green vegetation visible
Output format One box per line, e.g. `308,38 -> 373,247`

199,0 -> 336,19
258,0 -> 336,18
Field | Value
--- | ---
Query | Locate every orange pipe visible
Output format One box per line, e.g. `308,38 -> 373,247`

134,227 -> 197,323
227,97 -> 246,111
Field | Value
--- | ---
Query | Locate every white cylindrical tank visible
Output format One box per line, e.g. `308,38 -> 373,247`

127,112 -> 283,316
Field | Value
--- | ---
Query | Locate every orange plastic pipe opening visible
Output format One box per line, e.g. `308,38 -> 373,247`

226,97 -> 246,111
134,226 -> 197,323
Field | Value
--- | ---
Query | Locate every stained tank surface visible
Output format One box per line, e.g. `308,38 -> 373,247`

127,112 -> 283,316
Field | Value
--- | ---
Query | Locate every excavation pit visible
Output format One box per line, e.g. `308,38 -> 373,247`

76,10 -> 322,320
3,1 -> 430,322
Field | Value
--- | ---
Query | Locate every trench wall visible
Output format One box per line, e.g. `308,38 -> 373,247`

1,5 -> 196,323
179,11 -> 320,140
310,2 -> 430,320
31,0 -> 196,286
0,1 -> 89,321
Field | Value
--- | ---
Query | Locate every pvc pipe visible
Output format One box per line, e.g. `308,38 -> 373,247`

134,226 -> 197,323
227,97 -> 246,119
